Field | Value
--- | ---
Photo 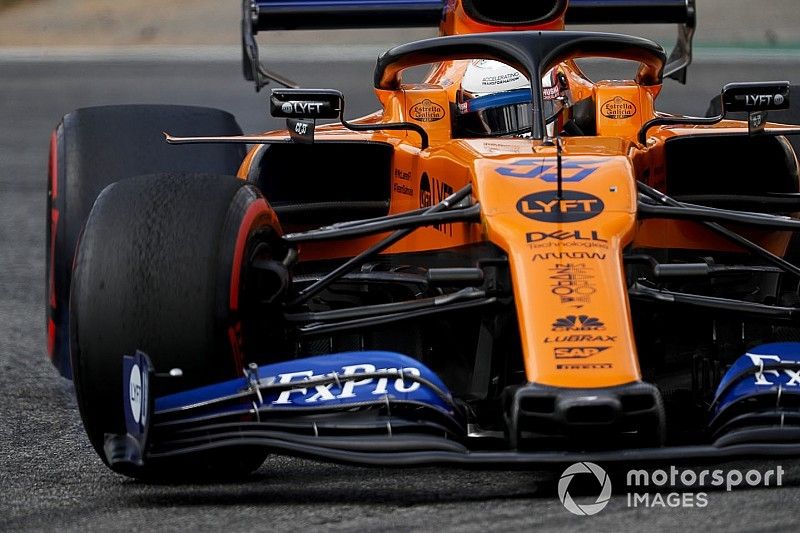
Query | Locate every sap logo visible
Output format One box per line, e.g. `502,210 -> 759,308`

745,353 -> 800,387
271,364 -> 421,405
527,230 -> 606,243
552,315 -> 606,331
517,191 -> 604,223
744,94 -> 785,107
554,346 -> 610,359
545,335 -> 617,343
496,159 -> 608,182
281,101 -> 326,115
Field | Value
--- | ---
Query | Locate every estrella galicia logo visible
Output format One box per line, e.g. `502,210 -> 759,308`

558,462 -> 612,516
409,99 -> 445,122
552,315 -> 606,331
517,190 -> 604,223
601,96 -> 637,119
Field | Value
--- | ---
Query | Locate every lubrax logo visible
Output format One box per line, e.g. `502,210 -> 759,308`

280,101 -> 327,115
554,346 -> 610,359
545,335 -> 617,343
517,191 -> 604,222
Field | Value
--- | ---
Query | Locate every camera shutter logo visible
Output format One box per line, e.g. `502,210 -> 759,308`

558,462 -> 612,516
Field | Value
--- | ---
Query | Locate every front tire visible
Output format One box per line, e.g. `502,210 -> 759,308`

70,173 -> 281,478
47,105 -> 246,376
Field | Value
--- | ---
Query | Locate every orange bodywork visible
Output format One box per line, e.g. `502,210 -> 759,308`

236,0 -> 800,390
440,0 -> 566,36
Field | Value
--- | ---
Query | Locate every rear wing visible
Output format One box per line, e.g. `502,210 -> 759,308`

242,0 -> 696,89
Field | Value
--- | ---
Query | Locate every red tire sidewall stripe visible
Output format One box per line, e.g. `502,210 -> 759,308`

49,130 -> 58,199
47,130 -> 59,359
48,210 -> 59,309
229,197 -> 271,313
227,197 -> 273,371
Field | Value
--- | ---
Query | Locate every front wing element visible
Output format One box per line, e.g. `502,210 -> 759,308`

105,348 -> 800,469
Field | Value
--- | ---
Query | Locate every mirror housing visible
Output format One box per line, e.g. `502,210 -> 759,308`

639,81 -> 793,143
269,87 -> 430,149
270,88 -> 344,120
721,82 -> 791,113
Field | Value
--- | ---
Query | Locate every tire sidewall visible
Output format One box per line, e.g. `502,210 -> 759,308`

70,174 -> 279,475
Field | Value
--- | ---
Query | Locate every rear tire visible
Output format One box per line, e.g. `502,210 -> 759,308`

47,105 -> 245,376
70,173 -> 281,478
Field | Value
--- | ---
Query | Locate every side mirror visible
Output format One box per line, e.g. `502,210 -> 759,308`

269,87 -> 430,149
270,88 -> 344,144
270,88 -> 343,120
720,81 -> 790,134
638,81 -> 792,143
721,82 -> 790,113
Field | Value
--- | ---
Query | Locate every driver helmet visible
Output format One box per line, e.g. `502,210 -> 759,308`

456,60 -> 568,137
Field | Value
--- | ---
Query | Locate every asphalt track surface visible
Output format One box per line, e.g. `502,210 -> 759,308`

4,54 -> 800,532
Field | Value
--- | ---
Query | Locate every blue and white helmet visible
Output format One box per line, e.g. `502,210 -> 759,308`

456,60 -> 565,137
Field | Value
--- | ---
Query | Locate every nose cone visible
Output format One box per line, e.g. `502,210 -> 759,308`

473,151 -> 641,389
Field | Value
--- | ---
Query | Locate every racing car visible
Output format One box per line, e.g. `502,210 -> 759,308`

46,0 -> 800,478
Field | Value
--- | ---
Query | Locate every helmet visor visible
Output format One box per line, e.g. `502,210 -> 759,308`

457,87 -> 562,137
